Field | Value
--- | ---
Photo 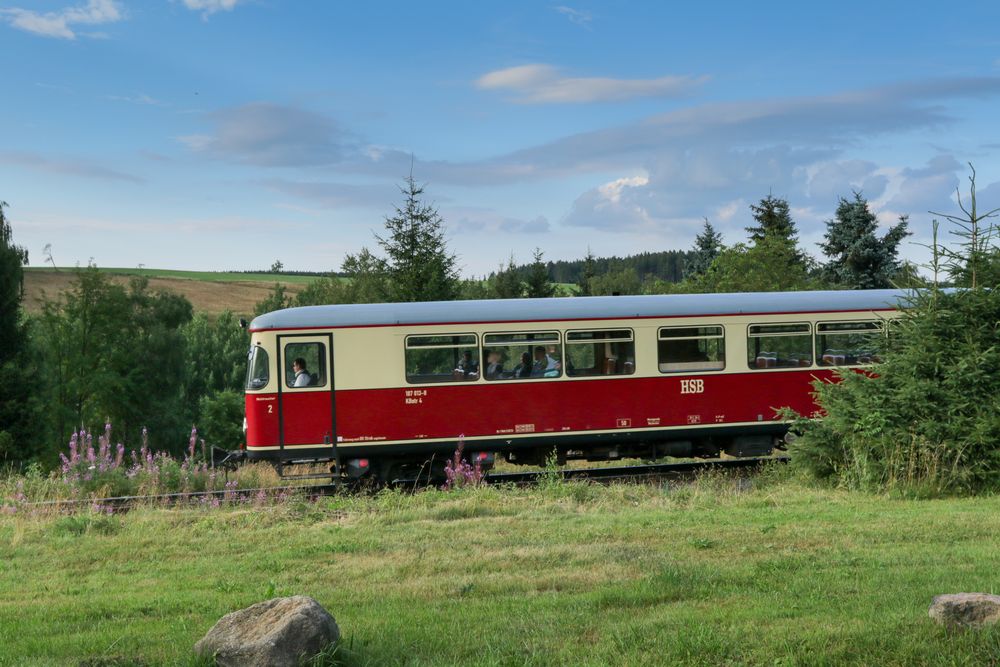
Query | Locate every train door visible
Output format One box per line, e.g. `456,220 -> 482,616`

277,333 -> 335,449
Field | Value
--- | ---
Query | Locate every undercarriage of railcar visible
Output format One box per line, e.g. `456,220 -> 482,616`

257,426 -> 786,484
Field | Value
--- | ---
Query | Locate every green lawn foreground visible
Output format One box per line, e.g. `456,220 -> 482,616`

2,474 -> 999,666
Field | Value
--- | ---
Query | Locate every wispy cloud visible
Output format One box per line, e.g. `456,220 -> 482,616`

554,6 -> 592,29
259,179 -> 399,209
180,102 -> 353,167
0,0 -> 122,40
475,64 -> 707,104
181,0 -> 243,19
105,93 -> 161,106
0,151 -> 143,183
446,207 -> 550,234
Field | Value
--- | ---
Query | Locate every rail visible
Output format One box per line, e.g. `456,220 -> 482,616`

22,456 -> 787,510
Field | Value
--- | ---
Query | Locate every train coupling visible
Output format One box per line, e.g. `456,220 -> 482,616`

211,446 -> 246,469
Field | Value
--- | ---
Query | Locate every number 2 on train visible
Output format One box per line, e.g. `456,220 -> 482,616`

680,379 -> 704,394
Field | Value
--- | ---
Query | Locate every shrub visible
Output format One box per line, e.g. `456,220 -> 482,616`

789,288 -> 1000,495
789,167 -> 1000,496
197,389 -> 245,450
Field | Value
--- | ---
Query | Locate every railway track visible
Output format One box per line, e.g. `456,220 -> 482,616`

25,456 -> 787,511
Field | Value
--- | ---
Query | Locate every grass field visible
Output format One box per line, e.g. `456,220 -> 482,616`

2,472 -> 999,666
22,267 -> 320,315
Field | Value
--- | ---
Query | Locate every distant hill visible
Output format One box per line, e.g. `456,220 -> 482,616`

22,267 -> 314,316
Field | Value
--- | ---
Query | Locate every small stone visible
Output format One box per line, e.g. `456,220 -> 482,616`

194,595 -> 340,667
928,593 -> 1000,629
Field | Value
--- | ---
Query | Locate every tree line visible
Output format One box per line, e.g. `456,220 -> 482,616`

2,170 -> 994,469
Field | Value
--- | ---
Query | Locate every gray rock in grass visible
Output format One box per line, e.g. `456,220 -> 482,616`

928,593 -> 1000,629
194,595 -> 340,667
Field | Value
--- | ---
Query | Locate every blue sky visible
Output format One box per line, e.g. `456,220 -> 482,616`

2,0 -> 1000,275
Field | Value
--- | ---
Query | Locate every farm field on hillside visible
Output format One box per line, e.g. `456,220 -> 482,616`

1,478 -> 999,666
22,267 -> 319,315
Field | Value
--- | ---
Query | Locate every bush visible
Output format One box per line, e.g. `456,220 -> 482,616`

790,288 -> 1000,495
790,167 -> 1000,496
197,389 -> 245,449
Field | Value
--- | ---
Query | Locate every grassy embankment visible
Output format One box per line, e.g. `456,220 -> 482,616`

2,471 -> 999,666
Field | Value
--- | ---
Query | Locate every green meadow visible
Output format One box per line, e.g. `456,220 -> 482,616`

2,472 -> 999,666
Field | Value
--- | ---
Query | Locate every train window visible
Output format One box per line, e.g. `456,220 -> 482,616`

816,321 -> 884,366
245,345 -> 270,390
747,323 -> 812,369
483,332 -> 561,380
405,334 -> 479,384
658,326 -> 725,373
284,342 -> 327,388
565,329 -> 635,377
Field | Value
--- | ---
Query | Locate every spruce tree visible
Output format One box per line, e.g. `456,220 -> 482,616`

376,176 -> 459,302
746,194 -> 798,243
684,218 -> 723,278
492,254 -> 524,299
577,247 -> 596,296
339,176 -> 459,303
0,201 -> 32,463
746,193 -> 807,267
820,192 -> 909,289
524,248 -> 555,298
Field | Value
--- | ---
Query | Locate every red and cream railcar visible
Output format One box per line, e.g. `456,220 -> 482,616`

243,290 -> 904,477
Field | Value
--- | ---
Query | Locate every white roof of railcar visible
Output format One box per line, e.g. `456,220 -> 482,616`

249,289 -> 910,331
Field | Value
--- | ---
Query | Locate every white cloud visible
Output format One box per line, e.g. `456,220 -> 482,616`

182,0 -> 242,18
476,64 -> 707,104
554,6 -> 592,28
1,0 -> 121,40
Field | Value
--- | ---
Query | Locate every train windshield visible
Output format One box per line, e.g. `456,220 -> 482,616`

245,345 -> 270,390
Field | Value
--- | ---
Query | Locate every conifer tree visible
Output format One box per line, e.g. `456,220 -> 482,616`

492,254 -> 524,299
342,176 -> 460,303
746,193 -> 807,267
746,194 -> 798,244
524,248 -> 555,298
0,201 -> 32,463
577,247 -> 596,296
684,218 -> 723,278
819,192 -> 910,289
376,176 -> 459,302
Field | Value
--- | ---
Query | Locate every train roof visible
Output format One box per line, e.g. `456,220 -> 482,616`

249,289 -> 911,332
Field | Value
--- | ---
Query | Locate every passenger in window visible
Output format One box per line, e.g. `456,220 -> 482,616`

457,350 -> 479,378
545,345 -> 562,372
292,357 -> 312,387
514,351 -> 533,378
484,351 -> 504,379
531,346 -> 548,377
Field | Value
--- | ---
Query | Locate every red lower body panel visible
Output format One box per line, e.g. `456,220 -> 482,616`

331,370 -> 830,445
